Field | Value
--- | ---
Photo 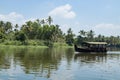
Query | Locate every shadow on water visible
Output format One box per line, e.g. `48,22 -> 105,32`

74,52 -> 107,63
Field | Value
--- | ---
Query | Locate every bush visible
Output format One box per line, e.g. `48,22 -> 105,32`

53,42 -> 68,47
25,40 -> 45,46
44,41 -> 53,47
2,40 -> 22,45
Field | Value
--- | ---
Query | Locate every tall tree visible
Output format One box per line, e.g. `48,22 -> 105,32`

66,28 -> 75,45
15,31 -> 27,44
14,24 -> 19,32
40,19 -> 45,25
0,21 -> 4,33
5,22 -> 12,33
47,16 -> 53,25
87,30 -> 95,41
79,30 -> 86,37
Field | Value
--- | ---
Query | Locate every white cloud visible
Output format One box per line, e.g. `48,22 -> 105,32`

48,4 -> 76,19
0,12 -> 25,25
94,23 -> 115,29
59,22 -> 120,36
93,23 -> 120,36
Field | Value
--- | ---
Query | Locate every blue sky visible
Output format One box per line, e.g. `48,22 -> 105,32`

0,0 -> 120,36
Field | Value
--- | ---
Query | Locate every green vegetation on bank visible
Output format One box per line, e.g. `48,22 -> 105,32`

0,40 -> 71,48
0,16 -> 120,47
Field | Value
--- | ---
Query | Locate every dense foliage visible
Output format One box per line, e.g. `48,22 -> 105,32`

0,16 -> 120,47
75,30 -> 120,47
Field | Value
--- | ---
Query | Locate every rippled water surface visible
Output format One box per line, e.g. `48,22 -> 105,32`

0,46 -> 120,80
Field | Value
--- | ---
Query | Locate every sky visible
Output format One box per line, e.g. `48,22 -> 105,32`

0,0 -> 120,36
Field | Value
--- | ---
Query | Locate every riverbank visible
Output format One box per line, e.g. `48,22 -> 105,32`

0,43 -> 73,49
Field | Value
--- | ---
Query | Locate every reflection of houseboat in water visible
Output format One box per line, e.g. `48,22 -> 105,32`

74,53 -> 107,63
74,42 -> 107,52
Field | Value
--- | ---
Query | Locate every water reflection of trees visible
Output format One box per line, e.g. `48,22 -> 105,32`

1,47 -> 120,79
0,47 -> 74,78
0,48 -> 14,69
74,53 -> 107,63
64,48 -> 74,67
13,48 -> 67,78
0,53 -> 10,69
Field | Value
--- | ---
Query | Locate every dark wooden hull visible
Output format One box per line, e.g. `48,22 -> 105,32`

74,45 -> 107,52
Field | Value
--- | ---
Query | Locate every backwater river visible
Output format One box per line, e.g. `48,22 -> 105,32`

0,47 -> 120,80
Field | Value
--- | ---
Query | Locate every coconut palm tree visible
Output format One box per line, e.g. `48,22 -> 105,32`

0,21 -> 5,33
87,30 -> 95,41
40,19 -> 45,25
79,30 -> 86,37
47,16 -> 53,25
5,22 -> 12,33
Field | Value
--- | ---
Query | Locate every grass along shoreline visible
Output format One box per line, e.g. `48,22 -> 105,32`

0,41 -> 73,49
0,45 -> 73,49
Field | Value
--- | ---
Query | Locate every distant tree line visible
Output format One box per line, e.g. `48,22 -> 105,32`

0,16 -> 120,47
75,30 -> 120,47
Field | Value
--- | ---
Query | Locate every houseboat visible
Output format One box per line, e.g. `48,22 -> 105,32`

74,42 -> 107,52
